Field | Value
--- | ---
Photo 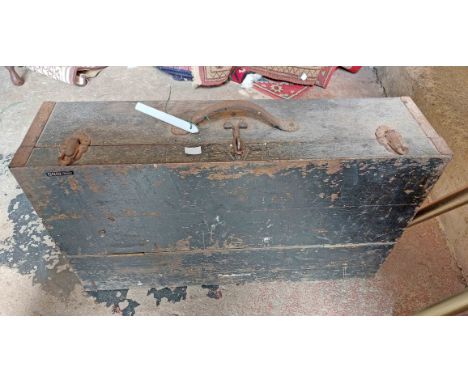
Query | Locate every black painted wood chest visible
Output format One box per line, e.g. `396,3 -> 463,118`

9,98 -> 452,290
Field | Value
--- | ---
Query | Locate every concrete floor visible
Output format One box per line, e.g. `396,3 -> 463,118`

377,67 -> 468,280
0,66 -> 465,315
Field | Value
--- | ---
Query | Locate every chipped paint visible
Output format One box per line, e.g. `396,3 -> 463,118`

87,289 -> 140,316
174,237 -> 191,251
147,286 -> 187,306
166,161 -> 313,180
0,154 -> 81,297
82,171 -> 104,193
0,154 -> 22,248
123,209 -> 160,217
68,177 -> 79,192
202,285 -> 222,299
325,160 -> 342,175
48,213 -> 81,221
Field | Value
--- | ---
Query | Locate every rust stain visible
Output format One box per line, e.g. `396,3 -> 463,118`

224,235 -> 245,248
122,209 -> 160,217
48,213 -> 81,221
143,211 -> 160,217
326,160 -> 342,175
106,215 -> 116,221
68,177 -> 79,192
166,161 -> 312,180
112,166 -> 130,176
174,237 -> 192,251
313,160 -> 343,175
143,211 -> 161,216
82,172 -> 104,193
123,208 -> 136,217
207,163 -> 297,180
375,125 -> 409,155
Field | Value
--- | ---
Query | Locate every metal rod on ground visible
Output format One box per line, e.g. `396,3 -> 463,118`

409,186 -> 468,227
415,288 -> 468,316
411,185 -> 468,315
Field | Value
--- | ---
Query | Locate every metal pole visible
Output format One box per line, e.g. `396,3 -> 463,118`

415,288 -> 468,316
409,186 -> 468,227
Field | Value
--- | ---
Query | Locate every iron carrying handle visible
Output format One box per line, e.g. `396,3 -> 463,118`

171,100 -> 300,155
187,101 -> 299,157
191,100 -> 299,132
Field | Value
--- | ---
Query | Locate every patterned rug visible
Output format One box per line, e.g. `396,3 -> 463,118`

252,78 -> 311,99
25,66 -> 106,85
231,67 -> 312,99
244,66 -> 321,85
192,66 -> 232,86
155,66 -> 362,99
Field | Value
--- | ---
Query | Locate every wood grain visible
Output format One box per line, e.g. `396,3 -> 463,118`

10,98 -> 452,289
9,102 -> 55,168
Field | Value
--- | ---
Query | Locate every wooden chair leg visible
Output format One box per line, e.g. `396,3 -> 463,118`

5,66 -> 25,86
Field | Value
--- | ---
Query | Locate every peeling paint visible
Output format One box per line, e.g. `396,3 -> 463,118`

174,237 -> 191,251
325,160 -> 342,175
0,154 -> 80,298
87,289 -> 140,316
166,161 -> 312,180
147,286 -> 187,306
202,285 -> 222,299
0,154 -> 22,248
68,177 -> 79,192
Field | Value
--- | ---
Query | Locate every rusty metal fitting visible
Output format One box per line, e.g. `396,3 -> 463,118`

375,125 -> 408,155
224,120 -> 248,156
58,132 -> 91,166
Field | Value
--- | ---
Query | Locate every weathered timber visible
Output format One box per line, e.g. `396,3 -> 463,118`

10,98 -> 452,290
69,244 -> 392,291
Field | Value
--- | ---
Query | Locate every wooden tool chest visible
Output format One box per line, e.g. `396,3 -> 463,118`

9,98 -> 451,290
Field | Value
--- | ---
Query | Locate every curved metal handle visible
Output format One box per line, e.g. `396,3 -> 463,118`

191,100 -> 299,132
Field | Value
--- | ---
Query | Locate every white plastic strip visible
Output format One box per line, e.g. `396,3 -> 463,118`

135,102 -> 199,134
184,146 -> 202,155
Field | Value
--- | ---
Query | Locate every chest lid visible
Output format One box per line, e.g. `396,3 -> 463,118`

11,97 -> 451,168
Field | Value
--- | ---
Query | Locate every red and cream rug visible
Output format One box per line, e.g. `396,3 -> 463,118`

160,66 -> 363,99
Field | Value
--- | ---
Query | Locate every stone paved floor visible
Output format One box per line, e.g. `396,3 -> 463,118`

0,66 -> 465,315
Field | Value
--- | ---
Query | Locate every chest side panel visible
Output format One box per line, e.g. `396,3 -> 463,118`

12,157 -> 447,257
69,245 -> 392,291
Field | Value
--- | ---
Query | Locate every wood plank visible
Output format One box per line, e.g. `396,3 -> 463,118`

401,96 -> 453,156
69,244 -> 392,290
32,99 -> 441,161
11,157 -> 445,256
9,102 -> 55,168
27,136 -> 444,166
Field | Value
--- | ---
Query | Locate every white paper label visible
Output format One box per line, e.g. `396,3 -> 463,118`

184,146 -> 202,155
